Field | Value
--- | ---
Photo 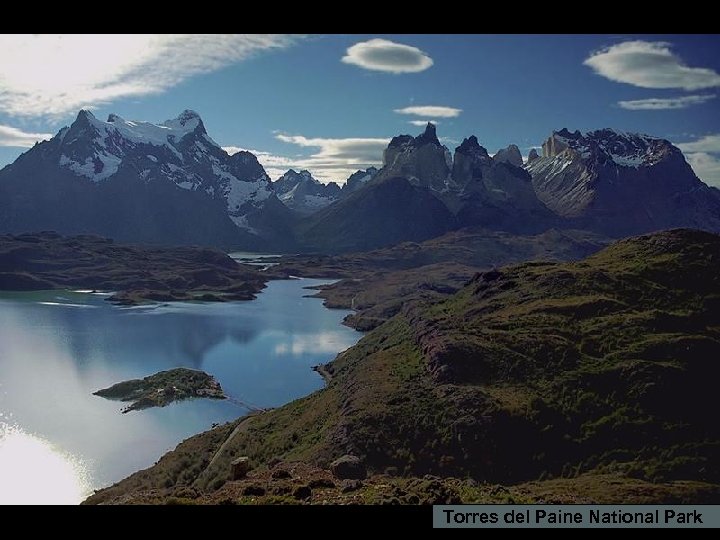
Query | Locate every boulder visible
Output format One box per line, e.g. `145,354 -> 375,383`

308,477 -> 336,489
271,468 -> 292,479
330,455 -> 366,480
242,484 -> 266,496
293,485 -> 312,500
340,479 -> 363,493
231,456 -> 250,480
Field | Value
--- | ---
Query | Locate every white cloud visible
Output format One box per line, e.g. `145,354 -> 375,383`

0,34 -> 301,118
677,134 -> 720,154
584,41 -> 720,90
224,134 -> 389,183
677,134 -> 720,187
0,125 -> 53,147
394,105 -> 462,118
274,134 -> 389,183
685,152 -> 720,188
618,94 -> 716,110
342,38 -> 433,74
408,120 -> 439,126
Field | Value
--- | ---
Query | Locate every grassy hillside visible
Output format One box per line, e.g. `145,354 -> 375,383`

277,227 -> 609,331
86,229 -> 720,504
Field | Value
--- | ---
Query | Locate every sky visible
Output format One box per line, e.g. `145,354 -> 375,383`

0,34 -> 719,186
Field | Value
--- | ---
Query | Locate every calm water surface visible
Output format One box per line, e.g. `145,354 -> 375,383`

0,278 -> 359,504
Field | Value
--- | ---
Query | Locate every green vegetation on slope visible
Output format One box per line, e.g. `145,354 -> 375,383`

275,227 -> 609,331
86,229 -> 720,504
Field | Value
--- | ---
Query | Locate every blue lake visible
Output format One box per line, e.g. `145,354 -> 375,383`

0,279 -> 359,504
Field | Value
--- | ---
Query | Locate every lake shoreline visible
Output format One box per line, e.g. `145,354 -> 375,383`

0,231 -> 271,307
0,274 -> 361,503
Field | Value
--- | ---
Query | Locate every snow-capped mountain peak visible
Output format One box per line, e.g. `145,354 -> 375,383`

542,128 -> 676,169
171,109 -> 202,125
273,169 -> 340,215
275,169 -> 320,190
526,126 -> 720,236
89,109 -> 208,150
57,109 -> 233,180
20,109 -> 279,233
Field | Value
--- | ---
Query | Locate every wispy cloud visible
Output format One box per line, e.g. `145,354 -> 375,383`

0,125 -> 53,147
677,134 -> 720,187
676,134 -> 720,154
0,34 -> 301,118
274,134 -> 389,182
224,134 -> 389,183
584,41 -> 720,90
408,119 -> 439,126
685,153 -> 720,188
394,105 -> 462,118
342,38 -> 433,74
618,94 -> 716,110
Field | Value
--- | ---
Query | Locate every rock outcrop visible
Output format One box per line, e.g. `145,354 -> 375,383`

493,144 -> 523,167
330,455 -> 366,480
377,123 -> 452,191
341,167 -> 378,197
526,128 -> 720,236
450,136 -> 556,233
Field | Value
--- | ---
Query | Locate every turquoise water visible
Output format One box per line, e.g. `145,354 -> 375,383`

0,279 -> 359,503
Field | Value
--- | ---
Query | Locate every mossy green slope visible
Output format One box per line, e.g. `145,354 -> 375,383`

86,229 -> 720,504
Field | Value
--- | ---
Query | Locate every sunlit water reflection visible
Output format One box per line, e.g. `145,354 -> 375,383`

0,279 -> 359,504
0,423 -> 91,504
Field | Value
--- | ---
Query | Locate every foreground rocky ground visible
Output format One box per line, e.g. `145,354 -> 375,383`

86,460 -> 719,505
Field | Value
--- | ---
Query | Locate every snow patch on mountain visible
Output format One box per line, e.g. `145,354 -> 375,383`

226,177 -> 272,210
46,109 -> 278,234
273,169 -> 339,214
542,128 -> 672,169
301,194 -> 333,209
354,171 -> 376,184
59,153 -> 122,182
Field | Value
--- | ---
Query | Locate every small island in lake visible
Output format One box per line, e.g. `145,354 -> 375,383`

94,368 -> 226,413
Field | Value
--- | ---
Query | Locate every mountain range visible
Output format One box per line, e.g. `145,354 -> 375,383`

1,110 -> 718,252
0,110 -> 297,249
